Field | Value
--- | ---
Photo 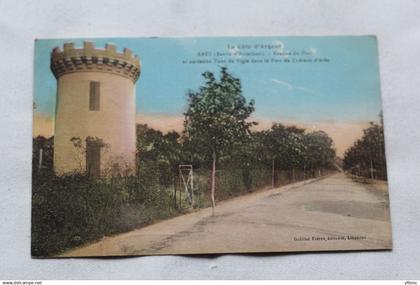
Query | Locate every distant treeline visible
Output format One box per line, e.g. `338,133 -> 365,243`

343,116 -> 387,180
136,122 -> 337,192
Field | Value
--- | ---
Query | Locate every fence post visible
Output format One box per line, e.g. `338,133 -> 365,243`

174,181 -> 177,208
271,159 -> 275,188
38,148 -> 43,172
190,168 -> 194,207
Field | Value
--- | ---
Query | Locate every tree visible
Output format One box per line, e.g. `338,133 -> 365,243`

343,115 -> 386,180
303,131 -> 336,175
262,124 -> 307,184
183,67 -> 255,212
32,136 -> 54,174
260,124 -> 336,184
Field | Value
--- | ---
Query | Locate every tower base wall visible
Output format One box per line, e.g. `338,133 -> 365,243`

53,72 -> 136,176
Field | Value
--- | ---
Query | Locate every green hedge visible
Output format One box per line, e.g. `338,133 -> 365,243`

31,171 -> 176,257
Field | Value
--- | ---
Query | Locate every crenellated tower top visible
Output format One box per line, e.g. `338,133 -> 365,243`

50,41 -> 141,83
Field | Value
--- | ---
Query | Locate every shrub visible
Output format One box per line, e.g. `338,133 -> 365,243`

31,170 -> 175,257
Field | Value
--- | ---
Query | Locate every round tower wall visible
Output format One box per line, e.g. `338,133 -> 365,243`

53,71 -> 136,175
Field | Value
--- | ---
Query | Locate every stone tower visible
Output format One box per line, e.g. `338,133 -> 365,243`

50,41 -> 141,176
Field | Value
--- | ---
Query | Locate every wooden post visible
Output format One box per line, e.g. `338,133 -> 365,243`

211,151 -> 216,215
179,184 -> 182,209
174,181 -> 177,208
38,148 -> 43,172
190,168 -> 194,207
370,159 -> 374,179
271,159 -> 275,188
178,169 -> 182,209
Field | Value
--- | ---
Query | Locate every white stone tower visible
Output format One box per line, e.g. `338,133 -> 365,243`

50,41 -> 141,176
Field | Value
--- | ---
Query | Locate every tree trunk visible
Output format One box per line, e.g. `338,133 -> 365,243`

173,177 -> 177,209
271,159 -> 275,188
211,151 -> 216,215
190,168 -> 194,207
370,159 -> 374,179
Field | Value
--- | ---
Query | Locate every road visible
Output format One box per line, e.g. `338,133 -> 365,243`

62,172 -> 392,256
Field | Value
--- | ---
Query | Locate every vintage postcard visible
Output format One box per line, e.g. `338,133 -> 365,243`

32,36 -> 391,257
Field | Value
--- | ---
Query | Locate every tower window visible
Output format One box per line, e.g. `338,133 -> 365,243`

89,81 -> 100,111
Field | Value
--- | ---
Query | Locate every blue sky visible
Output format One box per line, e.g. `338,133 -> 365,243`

34,35 -> 383,124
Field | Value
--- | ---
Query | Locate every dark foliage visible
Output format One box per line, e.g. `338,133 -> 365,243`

31,170 -> 176,257
343,117 -> 387,180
